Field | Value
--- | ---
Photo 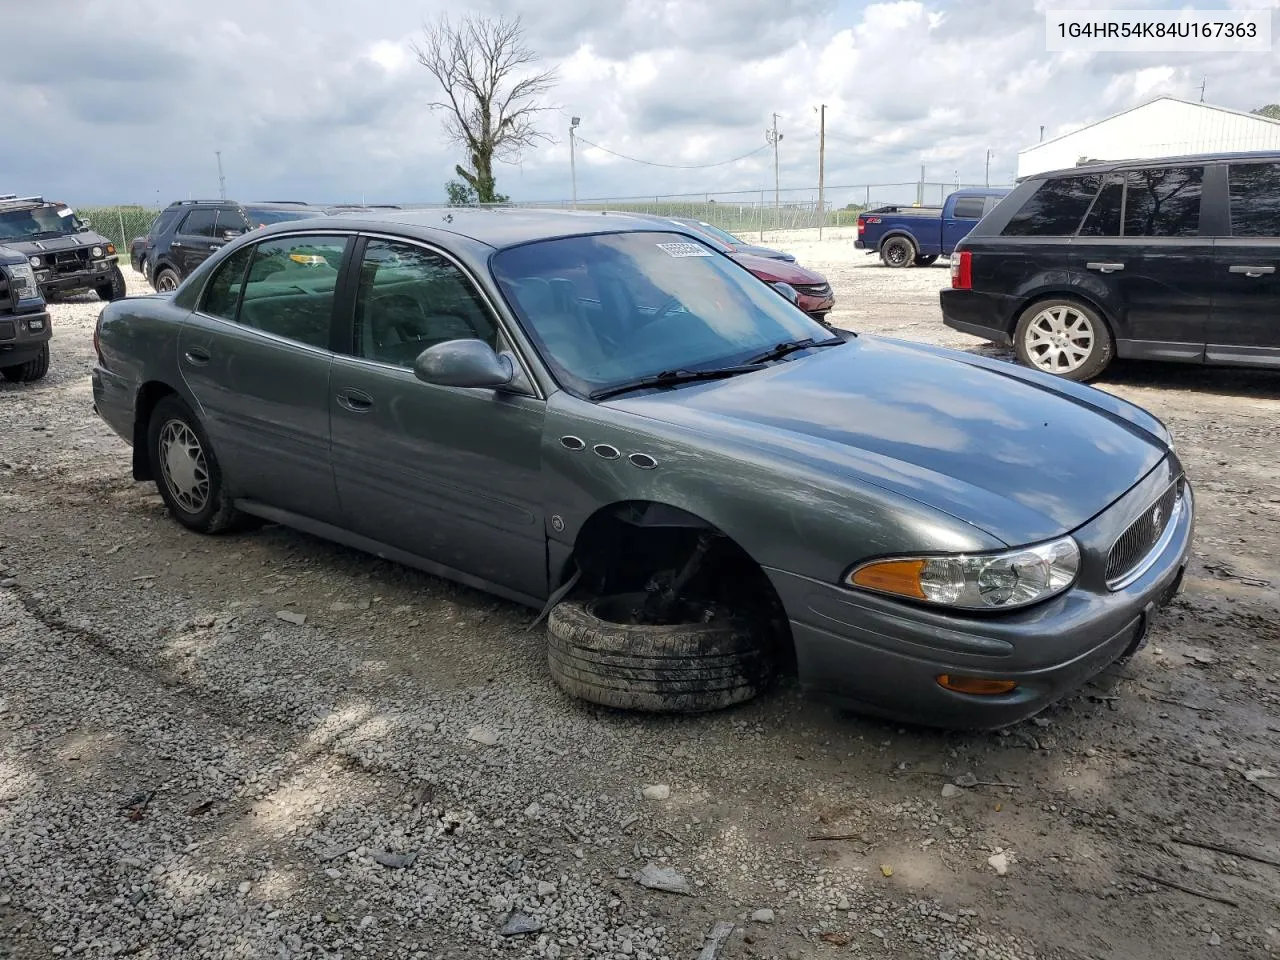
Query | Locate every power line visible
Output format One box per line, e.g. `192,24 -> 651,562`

573,136 -> 770,169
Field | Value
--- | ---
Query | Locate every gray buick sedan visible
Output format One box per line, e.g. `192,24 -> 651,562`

91,208 -> 1194,729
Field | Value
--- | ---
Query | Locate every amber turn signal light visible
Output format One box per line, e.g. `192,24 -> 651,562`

849,559 -> 926,599
936,675 -> 1017,696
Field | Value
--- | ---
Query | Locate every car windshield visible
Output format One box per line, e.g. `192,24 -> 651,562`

244,208 -> 316,227
693,221 -> 744,246
0,205 -> 79,241
491,230 -> 836,398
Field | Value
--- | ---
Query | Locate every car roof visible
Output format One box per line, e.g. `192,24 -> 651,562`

1026,149 -> 1280,181
292,207 -> 701,250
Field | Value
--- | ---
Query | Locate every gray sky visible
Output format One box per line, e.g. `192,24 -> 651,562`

1,0 -> 1275,209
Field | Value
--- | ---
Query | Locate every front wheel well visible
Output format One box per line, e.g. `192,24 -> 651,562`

131,381 -> 178,480
561,501 -> 794,669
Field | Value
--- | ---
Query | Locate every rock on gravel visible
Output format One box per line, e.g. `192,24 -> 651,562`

641,783 -> 671,800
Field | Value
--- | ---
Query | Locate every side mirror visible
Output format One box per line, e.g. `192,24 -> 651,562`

413,338 -> 514,389
772,281 -> 801,306
78,217 -> 91,228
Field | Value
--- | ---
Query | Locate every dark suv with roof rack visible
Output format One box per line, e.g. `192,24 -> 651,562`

0,195 -> 125,302
141,200 -> 324,292
941,151 -> 1280,380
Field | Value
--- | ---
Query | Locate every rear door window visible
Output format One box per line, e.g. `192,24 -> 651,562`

199,246 -> 254,320
1000,176 -> 1101,236
179,209 -> 218,238
1122,167 -> 1203,237
1227,162 -> 1280,237
236,235 -> 350,349
151,209 -> 181,236
1078,175 -> 1124,237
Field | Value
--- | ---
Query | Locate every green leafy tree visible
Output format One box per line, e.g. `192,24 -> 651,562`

445,179 -> 476,206
414,13 -> 557,204
1253,104 -> 1280,120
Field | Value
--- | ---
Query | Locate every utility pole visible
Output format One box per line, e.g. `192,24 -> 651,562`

569,117 -> 580,209
765,113 -> 783,211
917,163 -> 924,205
1200,76 -> 1207,102
985,149 -> 992,187
215,151 -> 226,201
816,104 -> 826,240
1039,125 -> 1045,142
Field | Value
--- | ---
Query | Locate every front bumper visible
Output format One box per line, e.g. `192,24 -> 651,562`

769,462 -> 1195,730
0,309 -> 52,367
36,258 -> 118,296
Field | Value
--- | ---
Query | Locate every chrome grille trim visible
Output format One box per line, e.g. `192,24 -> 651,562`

1105,477 -> 1184,590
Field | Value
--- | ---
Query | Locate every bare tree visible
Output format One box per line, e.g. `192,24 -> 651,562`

412,13 -> 557,204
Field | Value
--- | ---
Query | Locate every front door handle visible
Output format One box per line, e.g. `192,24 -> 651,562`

1229,264 -> 1275,278
336,389 -> 374,413
183,347 -> 210,366
1086,262 -> 1125,273
171,241 -> 184,248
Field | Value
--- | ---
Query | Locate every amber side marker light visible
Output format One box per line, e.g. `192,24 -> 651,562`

849,559 -> 926,599
936,675 -> 1018,696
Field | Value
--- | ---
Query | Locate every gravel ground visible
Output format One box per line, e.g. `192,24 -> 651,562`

2,243 -> 1279,960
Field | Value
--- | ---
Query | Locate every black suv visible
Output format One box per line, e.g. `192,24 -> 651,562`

0,195 -> 126,302
142,200 -> 323,292
941,151 -> 1280,380
0,242 -> 52,382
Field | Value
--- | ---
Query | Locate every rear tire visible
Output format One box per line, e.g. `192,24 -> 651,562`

1013,298 -> 1114,382
914,254 -> 938,266
547,592 -> 775,713
880,236 -> 915,268
147,394 -> 247,534
1,343 -> 50,383
153,267 -> 180,293
96,265 -> 127,302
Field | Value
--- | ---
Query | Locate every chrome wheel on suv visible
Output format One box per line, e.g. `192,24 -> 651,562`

1014,298 -> 1114,382
153,268 -> 180,292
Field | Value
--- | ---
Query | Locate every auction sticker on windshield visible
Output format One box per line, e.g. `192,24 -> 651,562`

656,242 -> 713,258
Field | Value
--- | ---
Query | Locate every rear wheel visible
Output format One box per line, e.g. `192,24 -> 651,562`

914,254 -> 938,266
153,267 -> 180,293
96,265 -> 127,302
147,395 -> 247,533
547,592 -> 775,713
1014,298 -> 1113,381
881,236 -> 915,268
1,343 -> 50,383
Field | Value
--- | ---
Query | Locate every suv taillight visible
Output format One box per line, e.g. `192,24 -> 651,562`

951,250 -> 972,290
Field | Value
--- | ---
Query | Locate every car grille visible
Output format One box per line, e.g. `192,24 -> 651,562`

0,272 -> 11,315
1105,477 -> 1183,588
52,249 -> 90,275
0,320 -> 14,341
793,282 -> 832,298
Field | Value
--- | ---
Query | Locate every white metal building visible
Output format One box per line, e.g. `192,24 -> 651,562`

1017,96 -> 1280,179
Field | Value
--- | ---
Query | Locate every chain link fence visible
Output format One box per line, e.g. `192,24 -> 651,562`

75,180 -> 1013,252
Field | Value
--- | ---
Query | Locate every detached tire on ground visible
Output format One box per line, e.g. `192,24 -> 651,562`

1,343 -> 50,383
880,236 -> 915,268
547,592 -> 775,713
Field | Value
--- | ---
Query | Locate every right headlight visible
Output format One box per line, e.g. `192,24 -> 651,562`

4,262 -> 40,301
847,536 -> 1080,611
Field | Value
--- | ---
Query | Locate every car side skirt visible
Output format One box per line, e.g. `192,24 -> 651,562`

1114,340 -> 1204,363
235,500 -> 547,610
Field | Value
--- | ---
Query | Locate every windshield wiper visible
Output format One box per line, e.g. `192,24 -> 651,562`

589,364 -> 764,401
746,336 -> 845,365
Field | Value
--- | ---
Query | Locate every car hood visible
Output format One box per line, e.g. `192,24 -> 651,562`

731,252 -> 825,285
7,233 -> 102,254
607,336 -> 1169,545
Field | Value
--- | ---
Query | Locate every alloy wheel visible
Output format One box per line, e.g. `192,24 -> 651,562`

1024,305 -> 1096,374
158,419 -> 209,513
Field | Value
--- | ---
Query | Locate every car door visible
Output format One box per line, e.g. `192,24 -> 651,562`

328,236 -> 547,601
1208,159 -> 1280,365
171,208 -> 222,276
942,195 -> 986,254
176,232 -> 352,525
1071,165 -> 1211,360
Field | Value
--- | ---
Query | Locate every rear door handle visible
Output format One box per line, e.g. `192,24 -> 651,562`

171,241 -> 184,248
336,389 -> 374,413
1086,262 -> 1125,273
1229,264 -> 1275,278
183,348 -> 210,366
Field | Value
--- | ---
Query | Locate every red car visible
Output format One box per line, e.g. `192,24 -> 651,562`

626,214 -> 836,322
